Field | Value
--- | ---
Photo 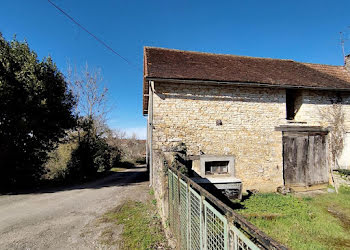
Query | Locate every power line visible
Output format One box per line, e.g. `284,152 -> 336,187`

47,0 -> 141,71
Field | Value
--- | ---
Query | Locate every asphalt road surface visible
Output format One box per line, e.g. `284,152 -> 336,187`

0,166 -> 149,250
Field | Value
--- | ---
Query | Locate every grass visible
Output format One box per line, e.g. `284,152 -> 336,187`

236,186 -> 350,249
110,160 -> 140,173
100,199 -> 168,249
110,162 -> 135,173
110,167 -> 124,172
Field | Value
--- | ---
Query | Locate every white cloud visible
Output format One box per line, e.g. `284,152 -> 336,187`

119,127 -> 147,139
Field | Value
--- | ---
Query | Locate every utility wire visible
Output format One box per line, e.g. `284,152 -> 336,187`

47,0 -> 141,71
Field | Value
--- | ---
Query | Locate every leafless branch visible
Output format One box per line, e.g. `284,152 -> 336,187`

66,63 -> 111,136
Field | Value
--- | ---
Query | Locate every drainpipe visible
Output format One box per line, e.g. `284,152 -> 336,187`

149,80 -> 154,186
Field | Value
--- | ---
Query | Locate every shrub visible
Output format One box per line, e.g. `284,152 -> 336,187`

135,156 -> 146,164
0,34 -> 76,189
44,141 -> 78,181
64,118 -> 121,180
335,169 -> 350,177
67,134 -> 112,180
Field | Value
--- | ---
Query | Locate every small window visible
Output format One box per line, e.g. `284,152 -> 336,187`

286,89 -> 302,120
200,155 -> 234,177
205,161 -> 229,175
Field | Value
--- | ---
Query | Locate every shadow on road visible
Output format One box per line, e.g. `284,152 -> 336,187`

2,165 -> 149,196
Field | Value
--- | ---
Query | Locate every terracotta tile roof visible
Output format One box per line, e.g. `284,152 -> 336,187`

143,47 -> 350,115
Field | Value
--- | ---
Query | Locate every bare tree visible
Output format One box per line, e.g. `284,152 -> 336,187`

105,128 -> 126,148
319,103 -> 345,192
322,104 -> 345,166
67,63 -> 110,136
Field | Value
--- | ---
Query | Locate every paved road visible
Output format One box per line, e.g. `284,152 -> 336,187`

0,166 -> 149,250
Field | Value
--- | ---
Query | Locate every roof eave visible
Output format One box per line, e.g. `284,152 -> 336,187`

145,77 -> 350,91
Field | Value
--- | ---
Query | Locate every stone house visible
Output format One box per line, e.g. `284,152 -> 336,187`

143,47 -> 350,193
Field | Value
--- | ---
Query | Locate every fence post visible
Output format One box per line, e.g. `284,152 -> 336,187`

227,216 -> 234,250
187,180 -> 191,250
200,194 -> 206,250
177,171 -> 181,249
168,169 -> 172,231
228,229 -> 234,250
224,213 -> 229,250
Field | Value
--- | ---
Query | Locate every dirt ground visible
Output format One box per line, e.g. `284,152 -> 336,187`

0,166 -> 150,250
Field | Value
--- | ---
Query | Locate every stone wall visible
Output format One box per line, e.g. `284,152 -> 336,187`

151,151 -> 169,221
339,133 -> 350,169
294,90 -> 350,129
151,151 -> 177,247
294,90 -> 350,170
150,81 -> 350,192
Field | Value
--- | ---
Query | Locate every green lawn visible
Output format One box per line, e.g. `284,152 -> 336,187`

235,186 -> 350,250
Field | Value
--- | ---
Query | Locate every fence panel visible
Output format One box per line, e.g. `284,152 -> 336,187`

204,200 -> 227,250
167,168 -> 283,250
179,179 -> 189,249
230,225 -> 260,250
173,173 -> 180,240
189,187 -> 202,250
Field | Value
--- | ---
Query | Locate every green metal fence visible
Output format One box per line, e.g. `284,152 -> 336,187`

167,167 -> 287,250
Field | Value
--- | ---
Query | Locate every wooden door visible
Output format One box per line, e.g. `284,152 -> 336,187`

283,132 -> 328,187
307,133 -> 328,185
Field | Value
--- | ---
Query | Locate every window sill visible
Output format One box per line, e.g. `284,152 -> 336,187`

286,120 -> 307,124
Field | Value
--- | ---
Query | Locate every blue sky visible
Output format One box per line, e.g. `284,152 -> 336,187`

1,0 -> 350,139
